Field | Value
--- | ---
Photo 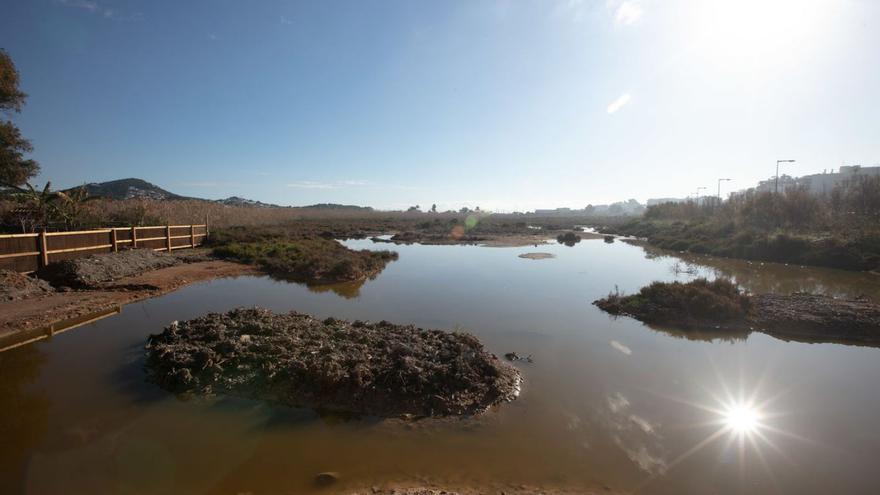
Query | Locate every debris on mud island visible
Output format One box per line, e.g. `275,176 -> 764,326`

145,307 -> 522,417
593,278 -> 880,346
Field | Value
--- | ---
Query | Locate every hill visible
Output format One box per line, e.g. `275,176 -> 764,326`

72,178 -> 184,201
216,196 -> 282,208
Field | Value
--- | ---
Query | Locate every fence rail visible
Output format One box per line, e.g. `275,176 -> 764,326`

0,222 -> 209,273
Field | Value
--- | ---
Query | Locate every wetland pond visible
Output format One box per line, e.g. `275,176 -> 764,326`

2,238 -> 880,494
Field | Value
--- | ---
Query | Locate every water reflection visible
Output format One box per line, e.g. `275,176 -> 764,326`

0,346 -> 49,491
600,392 -> 668,475
307,279 -> 367,299
636,241 -> 880,301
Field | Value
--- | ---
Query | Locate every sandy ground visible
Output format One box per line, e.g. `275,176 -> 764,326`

0,260 -> 258,341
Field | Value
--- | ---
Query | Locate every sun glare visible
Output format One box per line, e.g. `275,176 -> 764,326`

724,403 -> 761,435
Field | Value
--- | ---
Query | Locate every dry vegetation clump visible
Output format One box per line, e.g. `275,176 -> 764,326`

144,307 -> 522,417
594,278 -> 751,328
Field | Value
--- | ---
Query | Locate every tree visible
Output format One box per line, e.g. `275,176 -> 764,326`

430,203 -> 437,213
1,49 -> 40,190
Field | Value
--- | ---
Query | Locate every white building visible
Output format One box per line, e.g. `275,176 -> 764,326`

753,165 -> 880,195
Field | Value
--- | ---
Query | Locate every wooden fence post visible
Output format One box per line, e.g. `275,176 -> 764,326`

205,214 -> 210,239
166,225 -> 172,252
190,224 -> 195,248
39,230 -> 49,267
111,229 -> 118,253
131,226 -> 137,248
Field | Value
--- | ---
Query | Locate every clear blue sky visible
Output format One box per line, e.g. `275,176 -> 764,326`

2,0 -> 878,211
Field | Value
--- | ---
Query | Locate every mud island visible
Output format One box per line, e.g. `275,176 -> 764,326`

145,307 -> 522,417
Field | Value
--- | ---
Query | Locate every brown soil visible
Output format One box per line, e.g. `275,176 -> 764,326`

145,307 -> 522,417
0,260 -> 258,338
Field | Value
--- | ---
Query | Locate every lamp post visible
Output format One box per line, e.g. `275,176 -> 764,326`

775,159 -> 795,194
717,178 -> 731,199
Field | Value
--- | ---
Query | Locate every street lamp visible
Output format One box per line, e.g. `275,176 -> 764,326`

775,159 -> 795,194
717,178 -> 732,199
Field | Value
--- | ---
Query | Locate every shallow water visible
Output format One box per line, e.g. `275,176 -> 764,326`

2,239 -> 879,494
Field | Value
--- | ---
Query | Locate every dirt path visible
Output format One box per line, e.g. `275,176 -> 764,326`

0,260 -> 258,340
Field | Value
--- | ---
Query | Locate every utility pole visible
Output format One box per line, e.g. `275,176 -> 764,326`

717,178 -> 731,199
775,159 -> 795,194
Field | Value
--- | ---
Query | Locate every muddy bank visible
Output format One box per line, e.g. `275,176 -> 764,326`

371,232 -> 552,247
0,260 -> 258,339
372,230 -> 603,247
751,293 -> 880,343
145,307 -> 521,417
344,483 -> 615,494
594,279 -> 880,346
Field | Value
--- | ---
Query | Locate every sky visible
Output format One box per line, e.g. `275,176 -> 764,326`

1,0 -> 878,211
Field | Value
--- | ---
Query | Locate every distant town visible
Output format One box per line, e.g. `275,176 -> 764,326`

533,164 -> 880,217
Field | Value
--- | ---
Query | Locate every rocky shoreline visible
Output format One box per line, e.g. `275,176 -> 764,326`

145,307 -> 522,417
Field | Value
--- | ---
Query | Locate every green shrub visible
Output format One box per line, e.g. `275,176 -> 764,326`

594,278 -> 751,326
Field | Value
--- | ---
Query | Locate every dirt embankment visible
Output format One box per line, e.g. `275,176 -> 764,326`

0,252 -> 257,338
37,249 -> 189,288
145,307 -> 522,417
594,279 -> 880,346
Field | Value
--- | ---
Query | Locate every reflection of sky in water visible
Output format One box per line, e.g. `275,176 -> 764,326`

1,238 -> 879,494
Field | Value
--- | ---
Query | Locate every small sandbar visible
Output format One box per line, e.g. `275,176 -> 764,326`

518,252 -> 556,260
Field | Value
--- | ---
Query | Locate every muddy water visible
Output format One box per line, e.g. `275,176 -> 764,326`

2,239 -> 880,494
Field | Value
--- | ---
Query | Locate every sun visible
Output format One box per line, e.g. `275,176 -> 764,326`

687,0 -> 837,72
723,403 -> 762,435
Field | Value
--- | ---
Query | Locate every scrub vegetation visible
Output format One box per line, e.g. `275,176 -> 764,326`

602,183 -> 880,271
595,278 -> 751,327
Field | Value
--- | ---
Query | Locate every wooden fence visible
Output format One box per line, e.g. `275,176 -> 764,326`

0,222 -> 209,273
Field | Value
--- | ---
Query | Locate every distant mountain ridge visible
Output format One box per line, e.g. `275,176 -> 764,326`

69,178 -> 342,209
